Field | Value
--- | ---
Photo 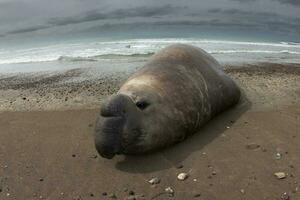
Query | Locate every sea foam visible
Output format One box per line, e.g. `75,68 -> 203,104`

0,38 -> 300,65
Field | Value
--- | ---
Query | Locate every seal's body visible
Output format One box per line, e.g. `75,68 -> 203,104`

95,44 -> 240,159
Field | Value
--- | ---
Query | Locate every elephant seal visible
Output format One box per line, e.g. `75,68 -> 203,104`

95,44 -> 240,159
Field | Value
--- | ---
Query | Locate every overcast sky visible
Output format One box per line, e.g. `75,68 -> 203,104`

0,0 -> 299,40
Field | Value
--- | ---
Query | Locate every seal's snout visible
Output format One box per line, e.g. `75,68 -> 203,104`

95,94 -> 134,159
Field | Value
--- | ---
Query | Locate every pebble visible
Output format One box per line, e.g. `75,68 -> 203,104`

91,155 -> 97,159
212,171 -> 217,175
165,187 -> 174,197
281,192 -> 289,200
128,191 -> 135,196
73,196 -> 82,200
177,173 -> 189,181
240,189 -> 245,194
109,193 -> 117,199
194,193 -> 201,198
261,147 -> 267,152
125,196 -> 137,200
275,152 -> 282,160
274,172 -> 286,179
246,143 -> 260,150
148,177 -> 160,185
39,178 -> 44,182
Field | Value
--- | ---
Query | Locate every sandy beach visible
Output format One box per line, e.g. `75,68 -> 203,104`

0,63 -> 299,200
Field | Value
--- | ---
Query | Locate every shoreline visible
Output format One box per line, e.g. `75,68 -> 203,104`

0,62 -> 299,112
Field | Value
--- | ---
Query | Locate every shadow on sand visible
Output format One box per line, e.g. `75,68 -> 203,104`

115,94 -> 252,173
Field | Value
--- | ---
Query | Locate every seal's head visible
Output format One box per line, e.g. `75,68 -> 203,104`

94,74 -> 184,159
94,93 -> 142,159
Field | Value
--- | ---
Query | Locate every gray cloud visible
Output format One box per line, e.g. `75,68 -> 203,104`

201,8 -> 300,34
275,0 -> 300,6
231,0 -> 300,6
230,0 -> 257,2
48,4 -> 178,26
4,4 -> 180,35
84,9 -> 300,38
0,0 -> 299,41
6,25 -> 50,35
207,8 -> 279,17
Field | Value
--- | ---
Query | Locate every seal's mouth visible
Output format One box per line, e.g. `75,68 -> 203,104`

95,144 -> 116,159
95,115 -> 125,159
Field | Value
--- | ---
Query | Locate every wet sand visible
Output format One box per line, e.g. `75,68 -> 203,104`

0,63 -> 299,200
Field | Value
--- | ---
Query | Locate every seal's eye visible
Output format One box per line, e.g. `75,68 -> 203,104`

136,101 -> 149,110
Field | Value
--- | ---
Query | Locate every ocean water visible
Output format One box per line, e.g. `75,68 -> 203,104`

0,38 -> 300,74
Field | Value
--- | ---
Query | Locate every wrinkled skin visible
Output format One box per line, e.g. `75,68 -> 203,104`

95,44 -> 241,159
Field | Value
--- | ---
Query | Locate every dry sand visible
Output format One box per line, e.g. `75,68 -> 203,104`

0,63 -> 299,200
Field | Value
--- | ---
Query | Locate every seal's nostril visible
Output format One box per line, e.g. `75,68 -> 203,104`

100,104 -> 123,117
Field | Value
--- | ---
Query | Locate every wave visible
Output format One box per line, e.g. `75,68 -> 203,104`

1,38 -> 300,65
209,50 -> 300,55
280,41 -> 300,46
1,50 -> 300,65
93,52 -> 154,59
57,53 -> 154,62
60,50 -> 300,61
57,56 -> 98,62
98,39 -> 300,48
